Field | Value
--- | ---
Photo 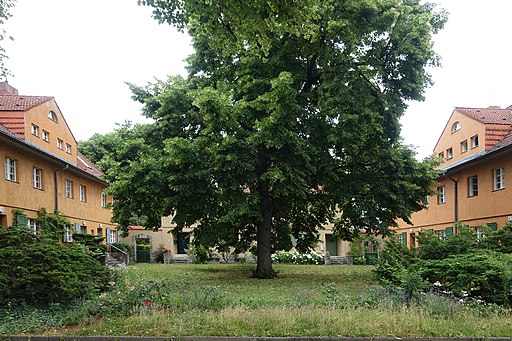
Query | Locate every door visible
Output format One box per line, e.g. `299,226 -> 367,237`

177,233 -> 190,254
136,237 -> 151,263
325,234 -> 338,256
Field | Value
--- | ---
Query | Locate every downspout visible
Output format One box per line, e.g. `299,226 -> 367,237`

54,164 -> 69,212
443,173 -> 458,223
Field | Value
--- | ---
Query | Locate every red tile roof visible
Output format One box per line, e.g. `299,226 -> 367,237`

457,107 -> 512,150
77,151 -> 105,178
0,95 -> 52,111
0,112 -> 25,135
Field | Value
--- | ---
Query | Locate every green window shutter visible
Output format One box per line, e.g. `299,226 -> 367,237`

445,226 -> 453,237
401,232 -> 407,245
16,213 -> 28,227
488,222 -> 497,231
429,228 -> 434,234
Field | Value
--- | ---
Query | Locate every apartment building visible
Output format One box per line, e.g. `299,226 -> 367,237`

0,82 -> 117,242
397,106 -> 512,246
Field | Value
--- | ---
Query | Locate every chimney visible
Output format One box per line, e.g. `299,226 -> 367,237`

0,82 -> 18,95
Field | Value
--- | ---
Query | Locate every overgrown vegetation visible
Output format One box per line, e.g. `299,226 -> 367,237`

0,225 -> 113,306
2,263 -> 512,336
375,222 -> 512,307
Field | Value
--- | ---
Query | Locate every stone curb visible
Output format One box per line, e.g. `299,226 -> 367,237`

2,337 -> 512,341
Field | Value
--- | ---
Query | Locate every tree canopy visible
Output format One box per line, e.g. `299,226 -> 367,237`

82,0 -> 445,277
0,0 -> 15,79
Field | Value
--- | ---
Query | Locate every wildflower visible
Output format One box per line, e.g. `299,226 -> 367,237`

109,281 -> 116,286
99,293 -> 107,299
144,300 -> 151,306
433,281 -> 442,287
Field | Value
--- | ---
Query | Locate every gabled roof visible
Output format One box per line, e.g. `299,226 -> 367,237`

0,112 -> 25,135
77,151 -> 104,178
456,107 -> 512,125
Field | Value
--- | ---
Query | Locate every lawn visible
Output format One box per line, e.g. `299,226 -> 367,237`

3,263 -> 512,337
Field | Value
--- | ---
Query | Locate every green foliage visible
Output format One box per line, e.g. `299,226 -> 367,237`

416,223 -> 479,260
414,252 -> 512,306
186,244 -> 210,264
36,207 -> 72,240
85,0 -> 446,277
0,226 -> 113,306
153,243 -> 167,263
111,242 -> 133,253
374,235 -> 416,284
0,0 -> 15,79
73,233 -> 107,261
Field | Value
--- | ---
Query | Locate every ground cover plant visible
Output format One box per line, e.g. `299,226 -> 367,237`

3,263 -> 512,337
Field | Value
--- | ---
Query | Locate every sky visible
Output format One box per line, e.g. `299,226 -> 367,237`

4,1 -> 512,159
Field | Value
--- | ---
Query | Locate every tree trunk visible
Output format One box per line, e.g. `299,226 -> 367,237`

254,179 -> 275,278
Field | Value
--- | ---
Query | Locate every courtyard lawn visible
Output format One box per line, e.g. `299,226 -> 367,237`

40,263 -> 512,337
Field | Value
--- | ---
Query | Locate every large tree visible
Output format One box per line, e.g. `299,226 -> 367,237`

94,0 -> 445,278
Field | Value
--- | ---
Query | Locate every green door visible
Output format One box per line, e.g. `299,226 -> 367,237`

177,233 -> 190,254
136,238 -> 151,263
326,234 -> 338,256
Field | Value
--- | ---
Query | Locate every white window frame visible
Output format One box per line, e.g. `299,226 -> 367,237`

451,121 -> 461,133
468,175 -> 478,197
33,167 -> 42,189
494,167 -> 505,190
63,225 -> 73,243
65,143 -> 72,154
108,229 -> 116,244
57,138 -> 63,150
42,130 -> 50,142
101,192 -> 106,208
48,110 -> 58,122
461,140 -> 468,153
28,218 -> 41,234
471,135 -> 479,148
65,179 -> 73,198
79,185 -> 87,202
5,157 -> 16,182
446,148 -> 453,159
437,186 -> 445,204
31,124 -> 39,137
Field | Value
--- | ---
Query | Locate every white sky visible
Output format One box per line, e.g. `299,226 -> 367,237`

4,1 -> 512,159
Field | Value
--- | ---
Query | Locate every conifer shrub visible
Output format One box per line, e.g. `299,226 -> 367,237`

0,226 -> 113,306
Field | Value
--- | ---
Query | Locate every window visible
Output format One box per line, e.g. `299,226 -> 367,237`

42,130 -> 50,142
438,151 -> 444,159
63,226 -> 73,243
461,140 -> 468,153
65,143 -> 72,154
451,121 -> 461,133
79,185 -> 87,202
107,228 -> 116,244
468,175 -> 478,197
31,124 -> 39,137
33,167 -> 42,189
446,147 -> 453,159
48,110 -> 58,122
437,186 -> 445,204
65,179 -> 73,198
471,135 -> 479,148
28,218 -> 41,234
101,192 -> 107,208
494,167 -> 505,190
5,157 -> 16,182
57,138 -> 63,150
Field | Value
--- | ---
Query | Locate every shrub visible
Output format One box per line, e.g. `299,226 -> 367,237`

271,251 -> 324,265
413,251 -> 512,306
374,235 -> 416,284
0,226 -> 113,305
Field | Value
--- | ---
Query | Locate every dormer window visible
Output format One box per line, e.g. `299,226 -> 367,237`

451,121 -> 461,133
48,110 -> 58,122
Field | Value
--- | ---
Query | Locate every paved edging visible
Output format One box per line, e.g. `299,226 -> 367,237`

2,337 -> 512,341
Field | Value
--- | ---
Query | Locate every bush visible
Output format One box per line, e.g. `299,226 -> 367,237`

413,251 -> 512,306
373,235 -> 416,284
271,251 -> 324,265
0,226 -> 113,305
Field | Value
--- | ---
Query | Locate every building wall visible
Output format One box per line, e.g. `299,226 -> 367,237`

23,100 -> 77,164
434,111 -> 486,167
0,135 -> 115,239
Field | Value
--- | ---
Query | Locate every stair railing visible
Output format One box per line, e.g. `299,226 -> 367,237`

107,243 -> 130,265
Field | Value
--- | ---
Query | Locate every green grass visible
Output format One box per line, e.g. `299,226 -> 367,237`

4,264 -> 512,337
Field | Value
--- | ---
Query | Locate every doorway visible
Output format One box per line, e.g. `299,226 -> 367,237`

325,234 -> 338,256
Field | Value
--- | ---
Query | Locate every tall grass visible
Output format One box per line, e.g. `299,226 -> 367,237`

3,264 -> 512,336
